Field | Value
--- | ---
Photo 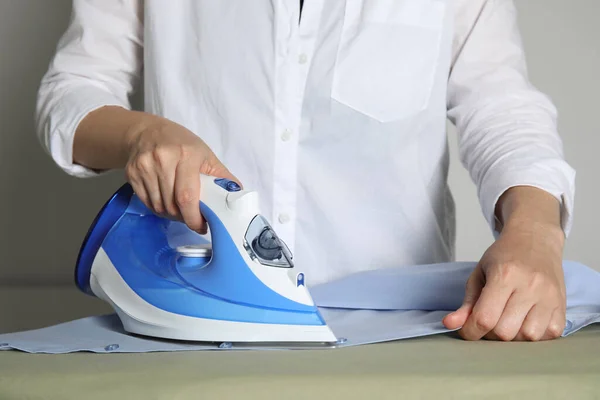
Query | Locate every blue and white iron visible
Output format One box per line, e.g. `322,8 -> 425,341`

75,174 -> 337,344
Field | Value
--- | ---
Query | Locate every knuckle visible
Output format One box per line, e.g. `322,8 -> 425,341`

152,147 -> 172,168
522,327 -> 542,342
152,203 -> 164,215
492,327 -> 513,342
497,262 -> 519,282
527,272 -> 546,290
473,313 -> 495,332
150,197 -> 163,211
200,154 -> 224,175
135,154 -> 153,174
547,323 -> 564,338
124,164 -> 136,180
178,144 -> 194,160
175,188 -> 194,206
186,219 -> 204,232
165,204 -> 179,218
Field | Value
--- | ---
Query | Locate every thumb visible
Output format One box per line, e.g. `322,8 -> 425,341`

202,153 -> 243,188
442,266 -> 485,329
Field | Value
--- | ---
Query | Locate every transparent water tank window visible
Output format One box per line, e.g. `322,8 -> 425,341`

244,215 -> 293,268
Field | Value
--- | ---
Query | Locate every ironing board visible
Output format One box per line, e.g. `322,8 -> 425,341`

1,286 -> 599,399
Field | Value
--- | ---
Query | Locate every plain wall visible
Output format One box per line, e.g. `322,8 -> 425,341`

0,0 -> 126,285
0,0 -> 597,286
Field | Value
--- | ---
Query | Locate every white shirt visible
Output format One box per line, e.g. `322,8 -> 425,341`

36,0 -> 576,286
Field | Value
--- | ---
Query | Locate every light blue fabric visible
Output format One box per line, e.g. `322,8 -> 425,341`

1,261 -> 599,353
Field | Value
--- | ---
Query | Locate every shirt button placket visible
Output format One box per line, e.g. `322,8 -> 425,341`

275,125 -> 294,242
273,4 -> 320,251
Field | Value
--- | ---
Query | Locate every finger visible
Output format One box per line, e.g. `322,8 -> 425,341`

129,154 -> 164,214
141,173 -> 164,215
154,153 -> 179,219
459,280 -> 514,341
128,177 -> 151,211
443,267 -> 484,330
513,304 -> 553,342
486,292 -> 535,341
174,158 -> 205,234
541,307 -> 566,341
202,153 -> 243,188
482,331 -> 501,341
126,164 -> 152,210
127,171 -> 161,214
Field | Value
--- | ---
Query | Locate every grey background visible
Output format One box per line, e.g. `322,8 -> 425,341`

0,0 -> 598,287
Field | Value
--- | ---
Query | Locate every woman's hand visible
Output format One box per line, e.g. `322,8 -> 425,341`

443,186 -> 567,341
124,116 -> 240,234
443,224 -> 566,341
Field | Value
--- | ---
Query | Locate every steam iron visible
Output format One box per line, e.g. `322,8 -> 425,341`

75,175 -> 337,345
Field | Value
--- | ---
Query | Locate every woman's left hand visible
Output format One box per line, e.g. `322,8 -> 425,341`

442,187 -> 567,342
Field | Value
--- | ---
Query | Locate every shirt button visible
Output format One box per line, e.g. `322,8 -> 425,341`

281,129 -> 292,142
278,213 -> 291,224
298,53 -> 308,64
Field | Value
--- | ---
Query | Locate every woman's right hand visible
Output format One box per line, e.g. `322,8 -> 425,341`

124,116 -> 240,234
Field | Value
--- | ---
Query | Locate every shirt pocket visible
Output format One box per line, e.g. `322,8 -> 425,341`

331,0 -> 446,123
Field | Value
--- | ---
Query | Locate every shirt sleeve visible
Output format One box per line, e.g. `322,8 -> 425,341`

35,0 -> 143,178
447,0 -> 576,237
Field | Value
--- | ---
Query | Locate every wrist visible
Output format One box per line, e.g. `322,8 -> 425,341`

502,215 -> 565,242
495,186 -> 564,241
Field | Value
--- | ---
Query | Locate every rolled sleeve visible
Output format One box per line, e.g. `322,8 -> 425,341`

447,0 -> 576,237
42,85 -> 130,178
480,158 -> 575,238
35,0 -> 143,178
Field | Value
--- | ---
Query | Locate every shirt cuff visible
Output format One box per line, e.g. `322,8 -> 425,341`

479,160 -> 576,239
42,85 -> 130,178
